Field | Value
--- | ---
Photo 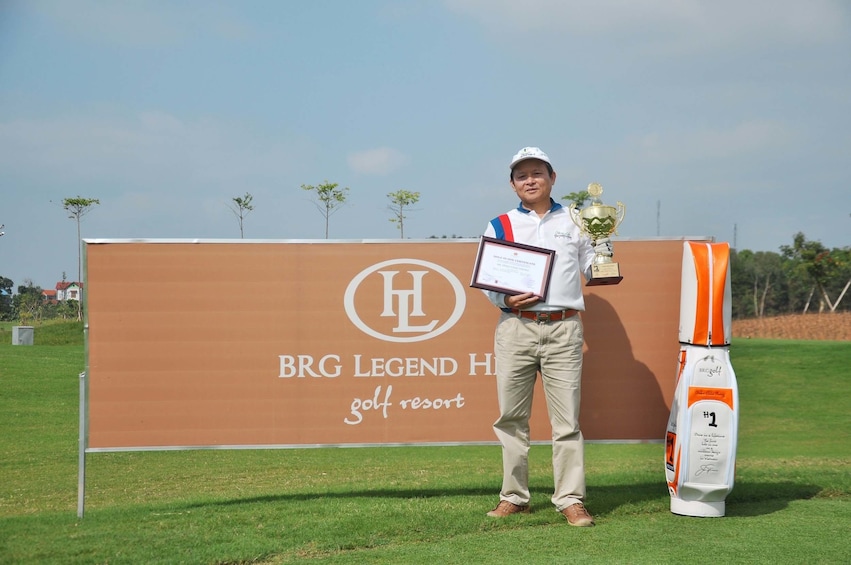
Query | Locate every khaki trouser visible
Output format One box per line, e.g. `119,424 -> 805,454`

493,312 -> 586,510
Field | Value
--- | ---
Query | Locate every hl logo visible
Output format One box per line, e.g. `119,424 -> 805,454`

379,270 -> 437,333
344,259 -> 466,343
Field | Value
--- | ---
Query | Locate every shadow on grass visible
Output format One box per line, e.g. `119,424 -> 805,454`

724,481 -> 822,517
170,479 -> 821,518
178,485 -> 496,509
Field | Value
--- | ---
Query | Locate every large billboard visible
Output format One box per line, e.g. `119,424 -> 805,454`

83,238 -> 699,450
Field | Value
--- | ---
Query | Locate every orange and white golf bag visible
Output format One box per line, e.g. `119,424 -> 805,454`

664,241 -> 739,517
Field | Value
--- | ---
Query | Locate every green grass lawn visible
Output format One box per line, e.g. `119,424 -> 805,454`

0,323 -> 849,564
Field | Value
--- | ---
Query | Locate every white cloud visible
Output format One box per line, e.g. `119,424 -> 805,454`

31,0 -> 256,47
0,112 -> 307,191
347,147 -> 411,175
444,0 -> 849,55
627,120 -> 794,165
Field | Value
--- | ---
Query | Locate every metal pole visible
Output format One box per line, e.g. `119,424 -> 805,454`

77,371 -> 87,518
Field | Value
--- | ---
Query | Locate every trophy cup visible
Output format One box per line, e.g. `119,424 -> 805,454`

571,183 -> 625,286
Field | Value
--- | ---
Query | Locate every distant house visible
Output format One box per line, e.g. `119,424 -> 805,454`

55,282 -> 83,302
42,289 -> 58,304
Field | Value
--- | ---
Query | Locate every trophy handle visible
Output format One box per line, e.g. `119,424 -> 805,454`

569,205 -> 584,231
613,201 -> 626,236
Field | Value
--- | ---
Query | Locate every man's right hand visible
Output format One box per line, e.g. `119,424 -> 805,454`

505,292 -> 540,309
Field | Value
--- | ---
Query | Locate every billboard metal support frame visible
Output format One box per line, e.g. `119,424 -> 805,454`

77,371 -> 87,519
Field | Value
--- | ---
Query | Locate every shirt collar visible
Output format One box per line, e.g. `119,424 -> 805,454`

516,198 -> 563,215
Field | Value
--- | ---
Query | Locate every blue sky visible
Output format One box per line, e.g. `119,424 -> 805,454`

1,0 -> 849,290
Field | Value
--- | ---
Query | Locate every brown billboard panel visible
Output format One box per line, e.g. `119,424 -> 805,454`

84,238 -> 699,450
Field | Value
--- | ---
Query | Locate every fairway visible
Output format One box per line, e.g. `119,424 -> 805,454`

0,324 -> 849,564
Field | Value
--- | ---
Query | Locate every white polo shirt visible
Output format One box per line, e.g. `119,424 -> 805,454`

482,200 -> 595,312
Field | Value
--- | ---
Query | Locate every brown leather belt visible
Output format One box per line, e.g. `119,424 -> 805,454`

510,309 -> 578,322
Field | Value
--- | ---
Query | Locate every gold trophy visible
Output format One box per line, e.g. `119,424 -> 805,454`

571,183 -> 625,286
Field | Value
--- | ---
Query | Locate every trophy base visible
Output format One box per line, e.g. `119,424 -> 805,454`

587,262 -> 623,286
587,275 -> 623,286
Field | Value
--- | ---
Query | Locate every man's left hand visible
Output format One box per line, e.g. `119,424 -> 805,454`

594,237 -> 613,257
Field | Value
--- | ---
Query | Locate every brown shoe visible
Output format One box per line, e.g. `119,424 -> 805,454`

561,503 -> 595,527
486,500 -> 530,517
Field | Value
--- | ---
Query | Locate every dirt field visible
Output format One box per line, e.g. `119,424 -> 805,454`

732,311 -> 851,341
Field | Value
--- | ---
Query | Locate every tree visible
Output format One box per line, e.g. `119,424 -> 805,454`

12,280 -> 44,325
732,249 -> 786,318
750,251 -> 784,317
562,190 -> 590,210
730,249 -> 757,318
55,299 -> 78,320
826,247 -> 851,312
387,190 -> 420,239
781,232 -> 850,313
0,276 -> 13,321
63,197 -> 100,283
227,192 -> 254,239
301,181 -> 349,239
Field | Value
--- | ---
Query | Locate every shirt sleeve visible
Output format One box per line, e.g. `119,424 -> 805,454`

481,221 -> 511,310
579,232 -> 596,282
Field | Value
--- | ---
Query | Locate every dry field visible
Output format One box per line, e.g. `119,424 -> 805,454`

732,311 -> 851,341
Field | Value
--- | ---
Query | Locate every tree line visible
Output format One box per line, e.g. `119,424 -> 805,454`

0,276 -> 80,324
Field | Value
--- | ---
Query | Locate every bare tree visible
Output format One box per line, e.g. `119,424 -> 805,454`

301,181 -> 349,238
62,197 -> 99,321
63,197 -> 100,283
387,190 -> 420,239
227,192 -> 254,238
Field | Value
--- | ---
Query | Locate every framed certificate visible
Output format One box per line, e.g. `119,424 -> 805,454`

470,236 -> 556,299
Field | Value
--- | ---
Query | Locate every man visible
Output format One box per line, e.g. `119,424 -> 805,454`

480,147 -> 612,527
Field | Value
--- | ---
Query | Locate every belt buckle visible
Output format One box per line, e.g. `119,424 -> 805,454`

535,312 -> 551,323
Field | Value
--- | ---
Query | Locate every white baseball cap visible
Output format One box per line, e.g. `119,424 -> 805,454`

509,146 -> 551,170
